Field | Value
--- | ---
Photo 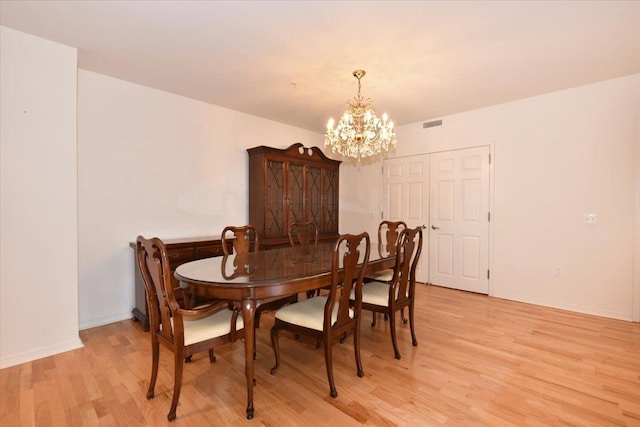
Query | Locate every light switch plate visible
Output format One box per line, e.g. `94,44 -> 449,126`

584,213 -> 597,224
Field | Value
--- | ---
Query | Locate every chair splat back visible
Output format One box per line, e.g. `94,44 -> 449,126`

288,221 -> 319,247
367,220 -> 407,283
379,220 -> 407,248
391,227 -> 423,305
136,237 -> 178,343
378,221 -> 407,251
289,221 -> 321,297
222,225 -> 259,256
326,233 -> 370,331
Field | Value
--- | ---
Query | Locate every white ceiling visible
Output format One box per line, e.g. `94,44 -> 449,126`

2,1 -> 639,133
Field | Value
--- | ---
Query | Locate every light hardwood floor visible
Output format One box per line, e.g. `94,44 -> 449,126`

2,285 -> 639,426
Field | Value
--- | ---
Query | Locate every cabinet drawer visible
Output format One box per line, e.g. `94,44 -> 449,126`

167,247 -> 196,267
195,244 -> 224,259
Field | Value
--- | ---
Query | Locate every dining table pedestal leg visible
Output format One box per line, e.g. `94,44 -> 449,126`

241,298 -> 256,419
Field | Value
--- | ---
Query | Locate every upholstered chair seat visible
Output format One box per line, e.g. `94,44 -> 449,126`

274,296 -> 353,331
168,308 -> 244,346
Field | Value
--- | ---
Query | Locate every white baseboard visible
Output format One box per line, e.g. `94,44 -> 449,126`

0,337 -> 84,369
493,292 -> 632,322
1,312 -> 135,369
79,311 -> 133,331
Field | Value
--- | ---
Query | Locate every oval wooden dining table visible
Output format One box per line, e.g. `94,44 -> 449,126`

174,240 -> 395,420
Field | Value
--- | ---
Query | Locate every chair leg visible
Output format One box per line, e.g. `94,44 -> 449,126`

209,348 -> 216,363
270,324 -> 281,375
324,339 -> 337,398
184,355 -> 193,363
147,336 -> 159,399
409,302 -> 418,347
401,307 -> 408,324
353,323 -> 364,378
371,311 -> 377,327
253,326 -> 257,360
389,311 -> 401,360
168,348 -> 185,421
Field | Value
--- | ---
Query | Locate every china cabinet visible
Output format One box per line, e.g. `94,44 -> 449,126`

247,143 -> 341,248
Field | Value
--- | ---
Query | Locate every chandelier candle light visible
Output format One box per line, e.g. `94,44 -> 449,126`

324,70 -> 396,160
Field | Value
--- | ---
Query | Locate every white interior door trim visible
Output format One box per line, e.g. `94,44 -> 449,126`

632,118 -> 640,322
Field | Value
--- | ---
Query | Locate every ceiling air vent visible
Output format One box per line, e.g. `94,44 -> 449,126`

423,120 -> 443,129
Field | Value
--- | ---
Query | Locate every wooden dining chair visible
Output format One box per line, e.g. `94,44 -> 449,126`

222,224 -> 259,256
136,236 -> 243,421
365,220 -> 407,283
354,226 -> 423,359
222,225 -> 298,357
270,232 -> 370,398
288,220 -> 319,247
288,220 -> 320,297
365,220 -> 408,326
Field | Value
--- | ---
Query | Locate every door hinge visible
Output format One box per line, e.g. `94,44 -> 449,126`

381,166 -> 384,175
489,154 -> 492,164
488,212 -> 491,222
381,211 -> 384,219
487,269 -> 490,279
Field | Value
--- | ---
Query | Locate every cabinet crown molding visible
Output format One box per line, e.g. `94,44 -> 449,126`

247,143 -> 341,166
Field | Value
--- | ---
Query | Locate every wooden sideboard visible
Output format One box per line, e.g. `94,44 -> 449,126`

130,236 -> 231,331
247,143 -> 341,249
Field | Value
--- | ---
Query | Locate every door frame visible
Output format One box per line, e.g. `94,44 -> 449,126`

633,117 -> 640,322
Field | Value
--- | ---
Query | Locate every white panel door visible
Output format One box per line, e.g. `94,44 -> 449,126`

383,155 -> 429,283
429,146 -> 490,294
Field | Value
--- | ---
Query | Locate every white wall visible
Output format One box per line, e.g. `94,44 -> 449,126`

77,70 -> 323,329
339,158 -> 384,240
341,74 -> 640,321
0,27 -> 82,368
3,28 -> 637,368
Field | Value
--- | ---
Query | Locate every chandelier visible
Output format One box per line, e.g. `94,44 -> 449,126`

324,70 -> 396,160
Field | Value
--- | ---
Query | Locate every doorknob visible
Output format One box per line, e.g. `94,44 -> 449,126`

431,225 -> 440,230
